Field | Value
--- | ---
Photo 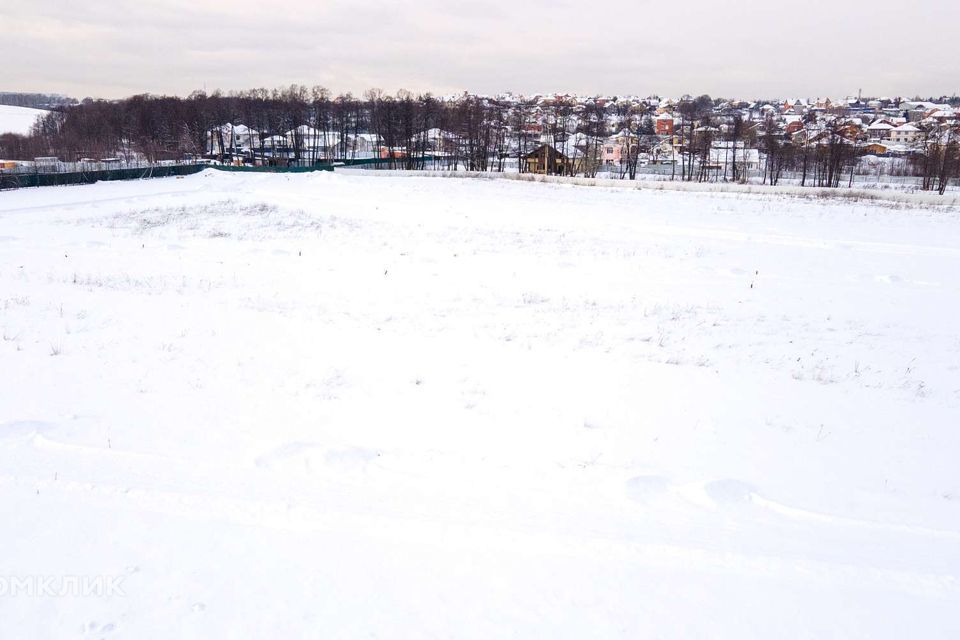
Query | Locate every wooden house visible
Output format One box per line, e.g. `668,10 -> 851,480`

524,145 -> 570,175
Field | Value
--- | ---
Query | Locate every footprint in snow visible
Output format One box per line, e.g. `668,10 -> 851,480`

83,620 -> 115,636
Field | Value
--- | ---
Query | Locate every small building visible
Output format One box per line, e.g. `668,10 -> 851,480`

655,113 -> 675,136
702,144 -> 760,172
285,126 -> 341,158
599,142 -> 620,166
890,123 -> 921,145
351,133 -> 381,156
866,121 -> 894,140
783,98 -> 810,115
784,120 -> 805,136
379,146 -> 407,160
524,144 -> 570,175
261,135 -> 289,157
862,142 -> 889,156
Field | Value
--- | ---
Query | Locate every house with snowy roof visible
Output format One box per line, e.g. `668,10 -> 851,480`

812,97 -> 833,110
889,123 -> 921,145
206,123 -> 260,156
655,113 -> 675,135
703,143 -> 760,171
285,126 -> 341,158
926,108 -> 958,124
904,102 -> 949,122
344,133 -> 381,158
782,99 -> 808,114
523,144 -> 579,175
784,119 -> 807,137
862,142 -> 890,156
867,120 -> 895,140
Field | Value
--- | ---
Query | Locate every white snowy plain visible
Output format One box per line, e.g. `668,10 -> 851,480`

0,105 -> 48,136
1,171 -> 959,638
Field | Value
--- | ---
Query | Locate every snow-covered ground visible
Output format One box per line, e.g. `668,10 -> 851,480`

0,104 -> 48,136
1,171 -> 959,638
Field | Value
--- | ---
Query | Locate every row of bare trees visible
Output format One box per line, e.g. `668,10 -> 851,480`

760,113 -> 960,191
2,87 -> 958,192
0,87 -> 607,172
0,87 -> 678,179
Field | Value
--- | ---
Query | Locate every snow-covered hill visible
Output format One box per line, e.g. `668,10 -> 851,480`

0,104 -> 48,135
0,171 -> 958,637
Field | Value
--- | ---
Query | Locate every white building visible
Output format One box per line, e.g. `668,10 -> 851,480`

867,121 -> 894,140
889,123 -> 921,146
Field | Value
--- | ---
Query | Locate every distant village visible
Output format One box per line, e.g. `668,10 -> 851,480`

2,90 -> 959,192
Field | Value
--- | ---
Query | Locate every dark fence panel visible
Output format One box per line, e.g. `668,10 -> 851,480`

0,163 -> 343,190
0,164 -> 205,189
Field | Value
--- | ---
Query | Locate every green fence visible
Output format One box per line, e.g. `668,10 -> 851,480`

0,164 -> 206,189
0,162 -> 345,189
0,156 -> 452,190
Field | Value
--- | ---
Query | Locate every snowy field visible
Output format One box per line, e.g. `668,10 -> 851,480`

1,171 -> 959,638
0,104 -> 48,135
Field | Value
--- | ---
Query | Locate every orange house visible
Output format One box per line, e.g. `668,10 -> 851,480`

785,121 -> 805,136
379,147 -> 408,159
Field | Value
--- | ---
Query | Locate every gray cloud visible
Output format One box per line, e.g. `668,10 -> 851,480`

2,0 -> 957,99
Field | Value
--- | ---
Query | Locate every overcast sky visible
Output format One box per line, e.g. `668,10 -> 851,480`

2,0 -> 957,100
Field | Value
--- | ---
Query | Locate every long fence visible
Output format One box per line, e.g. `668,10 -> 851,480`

0,164 -> 205,189
0,162 -> 338,190
5,156 -> 947,194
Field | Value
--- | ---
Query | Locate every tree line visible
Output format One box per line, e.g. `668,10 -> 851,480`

0,92 -> 77,109
0,86 -> 646,173
1,86 -> 958,192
